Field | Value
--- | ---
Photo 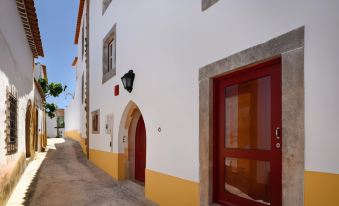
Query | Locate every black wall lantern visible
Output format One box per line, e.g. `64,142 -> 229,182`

121,70 -> 135,93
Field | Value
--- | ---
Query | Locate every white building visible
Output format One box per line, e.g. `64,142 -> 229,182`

47,116 -> 58,138
47,108 -> 65,139
65,1 -> 339,206
64,30 -> 89,155
0,0 -> 45,205
33,63 -> 48,152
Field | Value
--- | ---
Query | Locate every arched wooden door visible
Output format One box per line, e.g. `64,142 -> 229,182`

135,116 -> 146,183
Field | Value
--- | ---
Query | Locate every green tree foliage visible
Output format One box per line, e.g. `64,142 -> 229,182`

45,103 -> 57,118
38,78 -> 48,93
48,83 -> 64,97
38,78 -> 67,118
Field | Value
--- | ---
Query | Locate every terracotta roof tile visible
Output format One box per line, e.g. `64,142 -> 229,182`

16,0 -> 44,57
42,64 -> 47,78
72,57 -> 78,67
74,0 -> 85,44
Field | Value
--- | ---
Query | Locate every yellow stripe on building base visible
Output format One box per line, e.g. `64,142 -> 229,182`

65,130 -> 87,155
89,149 -> 125,180
64,136 -> 339,206
305,171 -> 339,206
145,169 -> 199,206
86,148 -> 199,206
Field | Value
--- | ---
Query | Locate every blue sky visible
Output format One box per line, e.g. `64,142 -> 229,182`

35,0 -> 78,109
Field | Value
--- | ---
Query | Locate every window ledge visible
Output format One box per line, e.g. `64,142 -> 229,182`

102,68 -> 116,84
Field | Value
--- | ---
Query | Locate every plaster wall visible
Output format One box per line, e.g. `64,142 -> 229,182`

65,5 -> 87,139
65,97 -> 81,134
88,0 -> 339,184
0,1 -> 37,204
65,63 -> 85,137
47,116 -> 57,138
34,64 -> 44,80
0,0 -> 34,166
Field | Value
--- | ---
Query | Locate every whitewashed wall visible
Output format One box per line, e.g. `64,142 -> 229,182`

65,6 -> 87,138
34,64 -> 43,80
0,0 -> 34,165
88,0 -> 339,182
47,116 -> 57,138
65,95 -> 81,133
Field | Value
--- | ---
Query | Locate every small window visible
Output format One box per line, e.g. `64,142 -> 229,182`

202,0 -> 219,11
92,110 -> 100,134
7,93 -> 18,154
102,24 -> 117,83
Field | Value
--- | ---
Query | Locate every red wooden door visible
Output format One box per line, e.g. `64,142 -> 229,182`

213,59 -> 282,206
135,116 -> 146,182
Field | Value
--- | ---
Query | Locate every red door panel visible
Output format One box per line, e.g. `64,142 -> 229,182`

135,116 -> 146,183
213,59 -> 282,206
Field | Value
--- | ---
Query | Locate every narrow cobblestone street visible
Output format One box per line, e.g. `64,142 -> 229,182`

7,138 -> 154,206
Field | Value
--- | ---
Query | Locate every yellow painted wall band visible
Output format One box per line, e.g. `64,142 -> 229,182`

89,149 -> 125,180
305,171 -> 339,206
145,169 -> 199,206
65,130 -> 87,155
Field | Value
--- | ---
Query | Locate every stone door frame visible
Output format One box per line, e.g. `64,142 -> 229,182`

199,27 -> 305,206
119,101 -> 144,182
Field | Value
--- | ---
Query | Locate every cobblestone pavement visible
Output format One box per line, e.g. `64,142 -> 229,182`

7,138 -> 155,206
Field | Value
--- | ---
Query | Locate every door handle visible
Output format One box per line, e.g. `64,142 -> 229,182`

275,127 -> 281,139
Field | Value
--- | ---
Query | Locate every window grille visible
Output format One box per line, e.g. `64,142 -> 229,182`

7,93 -> 18,154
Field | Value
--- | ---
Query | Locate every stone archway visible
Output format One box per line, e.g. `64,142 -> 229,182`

25,100 -> 32,158
118,101 -> 146,184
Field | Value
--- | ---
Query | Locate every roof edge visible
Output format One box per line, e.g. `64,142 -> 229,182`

72,57 -> 78,67
34,79 -> 45,100
41,64 -> 47,78
16,0 -> 44,58
74,0 -> 85,44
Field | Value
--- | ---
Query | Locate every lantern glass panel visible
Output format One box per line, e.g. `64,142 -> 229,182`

127,78 -> 132,88
122,77 -> 127,88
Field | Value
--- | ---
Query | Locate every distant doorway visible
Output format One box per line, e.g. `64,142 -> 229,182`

35,109 -> 39,151
135,116 -> 146,182
25,101 -> 32,158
